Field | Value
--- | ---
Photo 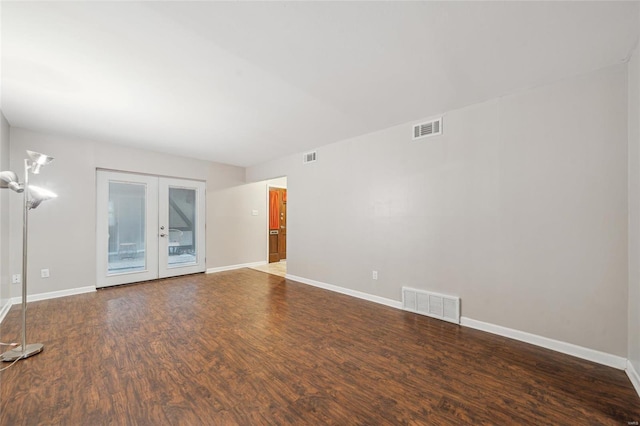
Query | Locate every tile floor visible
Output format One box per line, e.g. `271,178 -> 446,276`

250,260 -> 286,277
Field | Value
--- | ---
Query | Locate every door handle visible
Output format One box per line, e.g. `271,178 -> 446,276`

160,233 -> 167,237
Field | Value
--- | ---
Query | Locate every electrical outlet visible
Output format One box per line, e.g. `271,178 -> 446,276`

12,274 -> 20,284
252,209 -> 259,216
372,271 -> 378,280
41,269 -> 50,278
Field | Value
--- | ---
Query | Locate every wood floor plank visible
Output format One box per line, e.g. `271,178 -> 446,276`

1,269 -> 639,425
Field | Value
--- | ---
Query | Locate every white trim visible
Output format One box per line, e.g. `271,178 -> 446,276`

206,261 -> 267,274
627,360 -> 640,397
0,299 -> 12,324
11,286 -> 96,304
285,274 -> 402,310
265,183 -> 272,263
283,275 -> 630,371
460,317 -> 627,370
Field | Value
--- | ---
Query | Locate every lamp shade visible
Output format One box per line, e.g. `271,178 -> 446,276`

0,171 -> 24,193
28,185 -> 57,210
27,150 -> 54,174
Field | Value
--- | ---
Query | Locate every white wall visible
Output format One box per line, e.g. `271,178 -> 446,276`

0,111 -> 10,313
267,177 -> 287,189
628,13 -> 640,376
248,64 -> 629,357
8,128 -> 262,297
208,181 -> 268,268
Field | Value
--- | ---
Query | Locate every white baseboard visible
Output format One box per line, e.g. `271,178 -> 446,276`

0,299 -> 12,324
11,286 -> 96,305
627,360 -> 640,397
460,317 -> 627,370
206,261 -> 267,274
282,274 -> 629,372
285,274 -> 402,310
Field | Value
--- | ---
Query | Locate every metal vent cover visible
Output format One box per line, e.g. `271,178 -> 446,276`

402,287 -> 460,324
413,117 -> 442,140
303,151 -> 317,164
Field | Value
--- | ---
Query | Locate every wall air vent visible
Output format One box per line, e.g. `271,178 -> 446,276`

303,151 -> 317,164
402,287 -> 459,324
412,117 -> 442,140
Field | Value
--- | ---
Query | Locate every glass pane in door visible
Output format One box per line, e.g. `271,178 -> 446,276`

108,182 -> 146,274
167,187 -> 197,266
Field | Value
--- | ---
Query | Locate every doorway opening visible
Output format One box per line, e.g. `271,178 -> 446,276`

255,176 -> 287,277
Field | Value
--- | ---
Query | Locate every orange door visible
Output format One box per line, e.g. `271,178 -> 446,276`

278,189 -> 287,261
268,188 -> 287,263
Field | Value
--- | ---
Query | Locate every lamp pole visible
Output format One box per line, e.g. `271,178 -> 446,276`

0,152 -> 55,362
15,158 -> 44,359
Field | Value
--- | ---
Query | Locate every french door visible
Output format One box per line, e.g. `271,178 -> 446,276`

96,171 -> 206,288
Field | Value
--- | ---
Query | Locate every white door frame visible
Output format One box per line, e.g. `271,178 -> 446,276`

96,170 -> 206,288
158,177 -> 206,278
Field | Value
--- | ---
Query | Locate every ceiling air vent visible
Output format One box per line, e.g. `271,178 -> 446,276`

413,117 -> 442,140
303,151 -> 317,164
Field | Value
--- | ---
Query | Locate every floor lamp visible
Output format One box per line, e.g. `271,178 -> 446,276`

0,150 -> 56,362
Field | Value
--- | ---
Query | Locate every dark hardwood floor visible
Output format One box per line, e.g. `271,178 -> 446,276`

1,269 -> 639,425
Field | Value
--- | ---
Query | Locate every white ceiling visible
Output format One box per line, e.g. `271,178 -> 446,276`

1,1 -> 638,167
